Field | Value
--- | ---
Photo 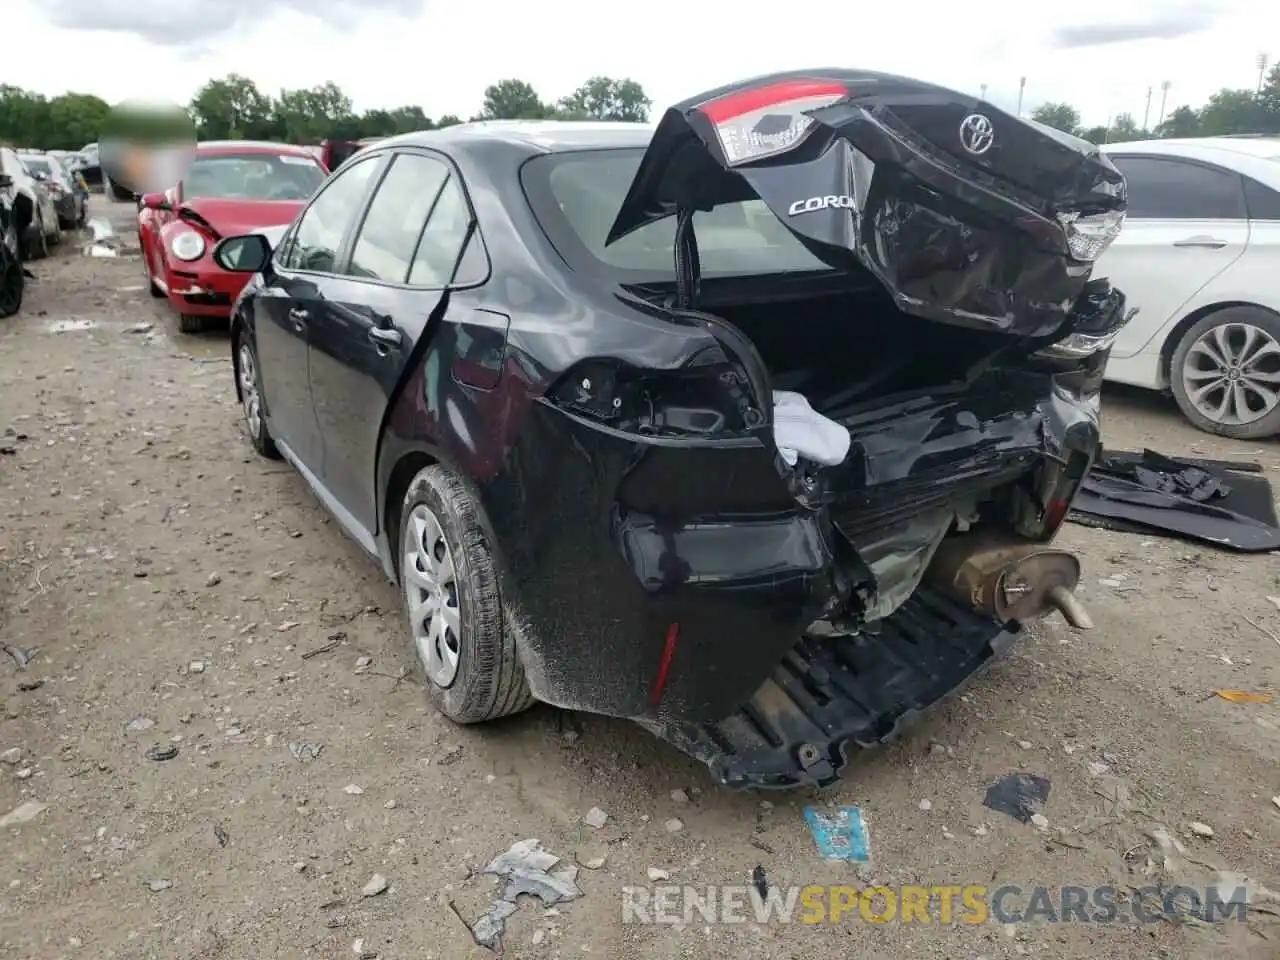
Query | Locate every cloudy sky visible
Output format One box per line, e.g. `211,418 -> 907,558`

6,0 -> 1274,127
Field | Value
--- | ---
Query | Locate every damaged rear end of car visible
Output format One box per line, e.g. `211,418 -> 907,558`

507,70 -> 1129,789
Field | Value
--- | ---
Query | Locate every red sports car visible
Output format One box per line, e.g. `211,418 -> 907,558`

138,141 -> 326,333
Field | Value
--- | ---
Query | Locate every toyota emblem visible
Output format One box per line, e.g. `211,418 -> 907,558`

959,114 -> 995,156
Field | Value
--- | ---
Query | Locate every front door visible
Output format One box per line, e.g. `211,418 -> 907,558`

1101,155 -> 1250,359
255,153 -> 383,470
306,149 -> 478,536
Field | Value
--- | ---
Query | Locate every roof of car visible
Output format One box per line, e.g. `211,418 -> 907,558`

196,140 -> 319,158
371,120 -> 656,154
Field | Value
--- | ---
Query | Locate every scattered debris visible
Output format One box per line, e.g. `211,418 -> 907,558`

803,805 -> 871,862
1017,740 -> 1033,749
918,799 -> 932,811
1267,596 -> 1280,613
1087,761 -> 1110,776
0,748 -> 20,765
277,620 -> 301,633
1213,690 -> 1272,704
583,806 -> 608,829
579,856 -> 607,870
664,818 -> 684,833
15,768 -> 32,780
145,879 -> 173,892
355,656 -> 373,668
468,839 -> 583,950
362,873 -> 389,897
0,801 -> 47,828
351,938 -> 377,959
437,744 -> 462,765
16,680 -> 42,692
646,867 -> 670,881
301,634 -> 343,660
288,742 -> 323,761
125,716 -> 155,732
146,744 -> 179,762
1189,821 -> 1215,838
983,773 -> 1051,824
1029,813 -> 1050,830
752,865 -> 768,898
124,322 -> 153,335
344,784 -> 364,795
670,789 -> 688,803
2,644 -> 37,668
205,572 -> 222,586
214,823 -> 230,847
187,661 -> 206,674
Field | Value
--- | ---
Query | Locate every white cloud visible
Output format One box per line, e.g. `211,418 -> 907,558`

5,0 -> 1275,128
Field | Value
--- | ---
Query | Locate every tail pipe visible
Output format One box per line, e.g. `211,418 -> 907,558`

924,532 -> 1093,630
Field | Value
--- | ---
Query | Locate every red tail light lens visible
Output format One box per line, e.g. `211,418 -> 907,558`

697,80 -> 847,166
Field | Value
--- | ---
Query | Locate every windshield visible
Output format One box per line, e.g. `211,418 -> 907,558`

521,148 -> 829,279
20,157 -> 51,176
183,152 -> 326,202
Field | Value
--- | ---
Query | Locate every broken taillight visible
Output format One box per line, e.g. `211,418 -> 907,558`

547,358 -> 763,438
1056,208 -> 1125,262
697,80 -> 847,166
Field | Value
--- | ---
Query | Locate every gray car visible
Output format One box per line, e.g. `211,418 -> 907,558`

19,153 -> 86,230
0,147 -> 61,260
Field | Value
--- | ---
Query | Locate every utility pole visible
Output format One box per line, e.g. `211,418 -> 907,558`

1016,76 -> 1026,117
1143,86 -> 1152,132
1158,80 -> 1171,128
979,83 -> 987,101
1257,53 -> 1270,94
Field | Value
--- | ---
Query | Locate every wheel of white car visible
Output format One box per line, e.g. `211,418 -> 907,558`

1170,306 -> 1280,440
28,211 -> 48,260
398,465 -> 534,724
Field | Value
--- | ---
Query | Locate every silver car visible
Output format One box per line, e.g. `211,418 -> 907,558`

0,147 -> 61,260
19,153 -> 87,230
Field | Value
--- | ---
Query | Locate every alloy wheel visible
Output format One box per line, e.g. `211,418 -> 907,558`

237,343 -> 262,438
1182,322 -> 1280,426
404,504 -> 462,688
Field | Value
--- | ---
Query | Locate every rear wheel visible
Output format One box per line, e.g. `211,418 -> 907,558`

398,465 -> 534,724
1170,306 -> 1280,440
236,336 -> 279,459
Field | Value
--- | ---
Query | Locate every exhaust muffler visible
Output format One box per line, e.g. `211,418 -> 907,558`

924,532 -> 1093,629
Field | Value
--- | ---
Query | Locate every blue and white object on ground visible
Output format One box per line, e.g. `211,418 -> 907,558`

803,805 -> 870,862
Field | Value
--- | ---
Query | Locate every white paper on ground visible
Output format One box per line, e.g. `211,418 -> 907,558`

772,390 -> 851,467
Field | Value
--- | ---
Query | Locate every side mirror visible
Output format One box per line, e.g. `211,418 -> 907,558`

213,234 -> 272,273
140,192 -> 171,211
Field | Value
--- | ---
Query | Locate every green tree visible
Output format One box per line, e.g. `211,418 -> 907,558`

481,80 -> 548,120
1197,89 -> 1263,135
556,76 -> 651,122
1155,105 -> 1201,138
436,114 -> 463,128
190,74 -> 274,140
1255,65 -> 1280,132
271,82 -> 357,142
1109,112 -> 1142,141
1077,124 -> 1110,145
1029,102 -> 1081,134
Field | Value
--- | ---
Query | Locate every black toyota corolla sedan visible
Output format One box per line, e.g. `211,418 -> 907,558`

214,69 -> 1129,789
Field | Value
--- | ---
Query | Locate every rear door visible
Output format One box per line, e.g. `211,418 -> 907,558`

1102,155 -> 1250,359
305,148 -> 484,536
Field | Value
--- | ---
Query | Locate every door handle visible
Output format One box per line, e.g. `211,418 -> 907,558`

368,325 -> 402,348
287,306 -> 309,331
1172,236 -> 1227,249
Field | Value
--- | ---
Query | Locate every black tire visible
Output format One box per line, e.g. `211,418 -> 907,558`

0,257 -> 23,318
398,465 -> 534,724
178,314 -> 208,334
1169,306 -> 1280,440
234,333 -> 279,459
25,214 -> 48,260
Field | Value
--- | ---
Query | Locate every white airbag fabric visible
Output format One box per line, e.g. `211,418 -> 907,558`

772,390 -> 851,467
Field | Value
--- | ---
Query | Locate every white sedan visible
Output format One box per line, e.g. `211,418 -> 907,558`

1097,136 -> 1280,439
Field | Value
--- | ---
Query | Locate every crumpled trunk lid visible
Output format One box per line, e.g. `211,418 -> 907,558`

607,69 -> 1126,339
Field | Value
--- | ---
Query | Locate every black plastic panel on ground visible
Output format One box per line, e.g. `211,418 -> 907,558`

643,587 -> 1019,790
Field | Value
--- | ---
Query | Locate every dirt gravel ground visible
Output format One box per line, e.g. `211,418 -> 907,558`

1,196 -> 1279,960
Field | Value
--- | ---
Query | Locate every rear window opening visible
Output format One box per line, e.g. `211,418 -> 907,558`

523,148 -> 1013,414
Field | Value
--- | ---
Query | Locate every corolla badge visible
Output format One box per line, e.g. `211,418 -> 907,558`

788,195 -> 856,216
959,113 -> 995,156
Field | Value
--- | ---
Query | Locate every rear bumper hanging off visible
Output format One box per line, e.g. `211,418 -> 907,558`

638,586 -> 1019,790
